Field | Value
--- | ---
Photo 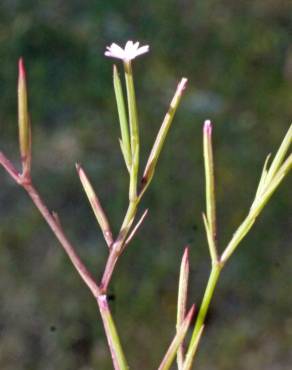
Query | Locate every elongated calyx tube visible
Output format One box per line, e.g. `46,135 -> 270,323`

18,58 -> 31,177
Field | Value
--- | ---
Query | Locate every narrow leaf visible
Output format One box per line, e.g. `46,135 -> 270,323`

221,154 -> 291,264
124,60 -> 139,157
252,153 -> 292,218
76,164 -> 113,248
252,153 -> 271,205
264,124 -> 291,188
119,139 -> 131,173
203,120 -> 217,243
158,305 -> 195,370
125,209 -> 148,246
176,247 -> 190,370
222,128 -> 291,264
141,78 -> 188,197
114,65 -> 131,169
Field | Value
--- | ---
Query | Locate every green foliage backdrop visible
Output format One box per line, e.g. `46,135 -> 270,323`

0,1 -> 291,369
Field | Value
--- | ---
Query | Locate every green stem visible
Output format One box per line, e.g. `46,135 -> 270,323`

124,60 -> 139,200
97,295 -> 129,370
120,199 -> 138,235
184,263 -> 222,369
203,120 -> 217,247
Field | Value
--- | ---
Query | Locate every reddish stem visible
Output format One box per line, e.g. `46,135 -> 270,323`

0,152 -> 100,298
24,181 -> 100,297
0,152 -> 20,182
100,248 -> 120,293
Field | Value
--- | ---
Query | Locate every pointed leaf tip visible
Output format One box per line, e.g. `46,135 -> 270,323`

182,246 -> 190,262
178,78 -> 188,94
77,164 -> 113,248
18,57 -> 26,80
204,119 -> 212,136
188,304 -> 195,319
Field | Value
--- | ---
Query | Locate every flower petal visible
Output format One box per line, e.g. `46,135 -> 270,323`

105,40 -> 149,61
134,45 -> 150,57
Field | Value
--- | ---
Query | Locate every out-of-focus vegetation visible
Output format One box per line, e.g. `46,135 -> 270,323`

0,1 -> 291,369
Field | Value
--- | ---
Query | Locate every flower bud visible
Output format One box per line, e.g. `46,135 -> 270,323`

18,58 -> 31,177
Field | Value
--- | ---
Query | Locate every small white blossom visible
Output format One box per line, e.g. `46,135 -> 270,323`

105,40 -> 149,61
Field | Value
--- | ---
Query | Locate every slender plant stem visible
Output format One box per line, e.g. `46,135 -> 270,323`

184,263 -> 222,370
97,295 -> 129,370
181,325 -> 204,370
203,120 -> 217,247
0,152 -> 100,297
0,152 -> 20,182
24,181 -> 101,298
124,60 -> 139,201
120,199 -> 139,232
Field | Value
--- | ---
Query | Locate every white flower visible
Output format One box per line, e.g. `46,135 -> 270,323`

105,40 -> 149,61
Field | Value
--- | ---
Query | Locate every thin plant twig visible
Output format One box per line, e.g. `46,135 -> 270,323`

181,326 -> 204,370
176,246 -> 190,370
125,208 -> 149,245
97,295 -> 129,370
0,153 -> 101,298
203,119 -> 218,260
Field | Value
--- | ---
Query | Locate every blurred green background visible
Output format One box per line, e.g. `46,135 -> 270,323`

0,1 -> 291,369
